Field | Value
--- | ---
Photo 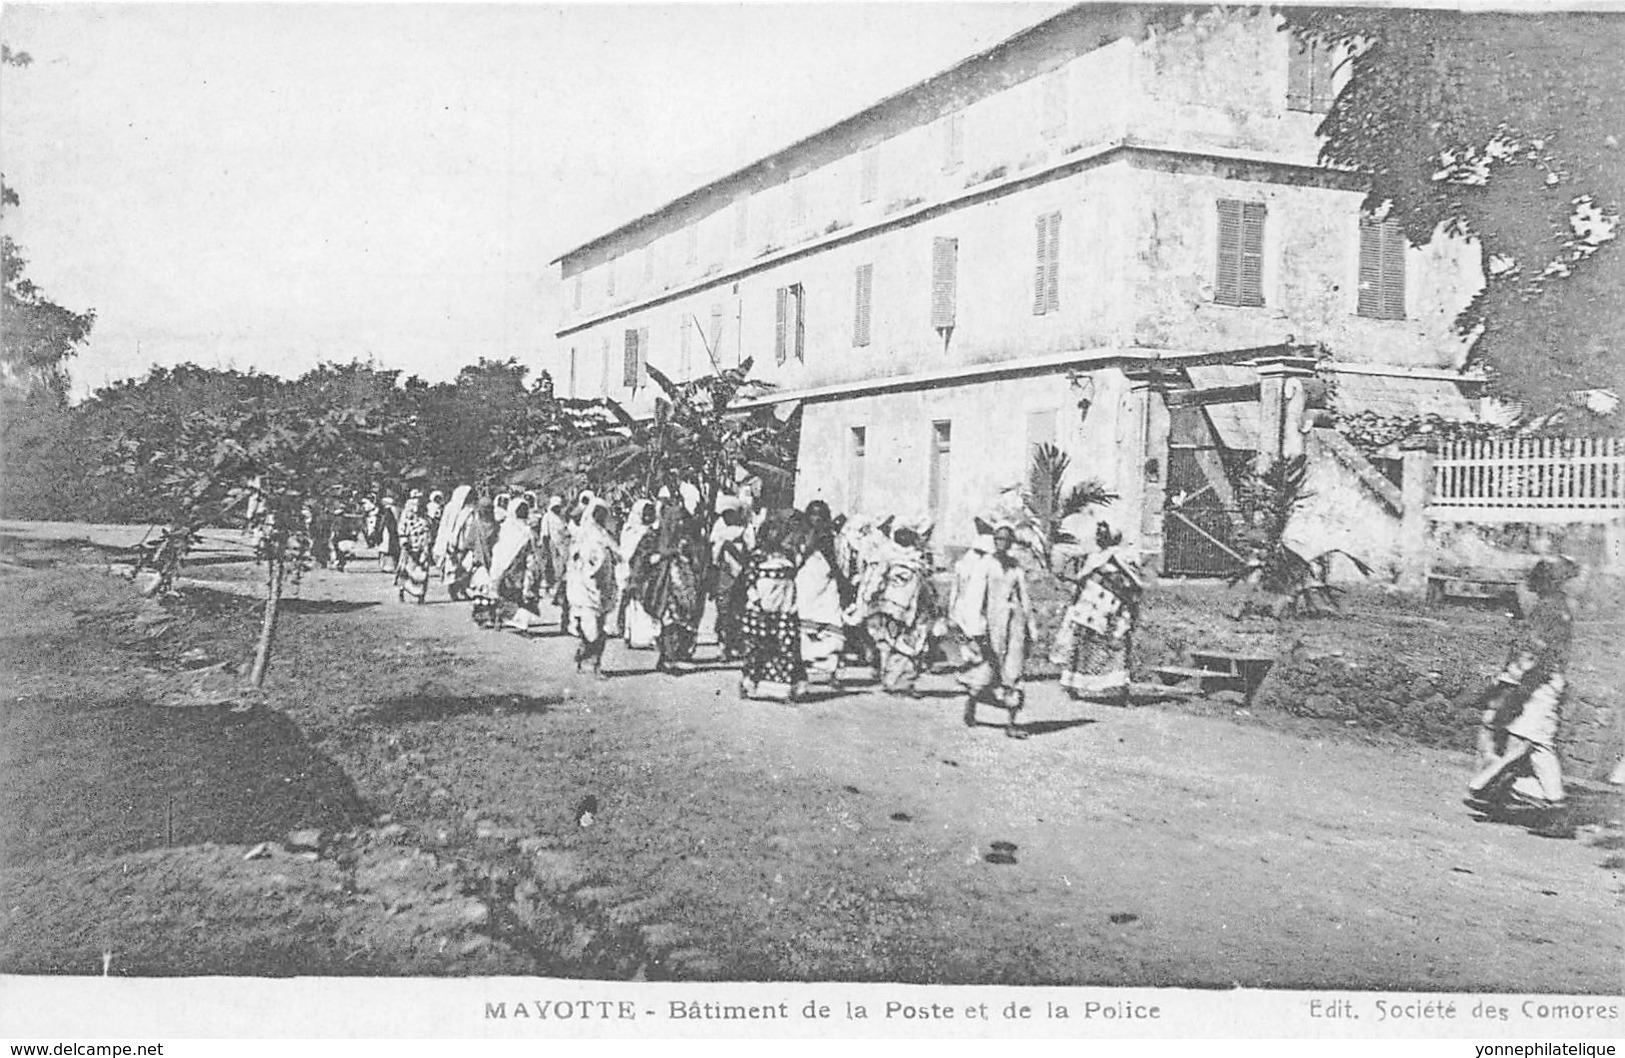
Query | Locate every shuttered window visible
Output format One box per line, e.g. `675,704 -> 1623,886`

679,314 -> 693,378
600,337 -> 612,394
1042,71 -> 1068,138
853,264 -> 874,348
623,329 -> 640,388
568,347 -> 577,399
1287,35 -> 1337,114
849,426 -> 866,513
942,112 -> 964,172
1358,215 -> 1407,320
708,303 -> 724,364
1215,199 -> 1266,307
931,237 -> 958,330
790,177 -> 808,226
928,421 -> 952,523
1032,212 -> 1061,316
860,147 -> 880,205
774,284 -> 806,364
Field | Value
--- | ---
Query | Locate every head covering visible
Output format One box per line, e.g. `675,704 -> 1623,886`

429,490 -> 445,504
408,487 -> 424,500
547,495 -> 564,511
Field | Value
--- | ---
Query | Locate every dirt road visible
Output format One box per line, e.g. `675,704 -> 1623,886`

3,522 -> 1620,990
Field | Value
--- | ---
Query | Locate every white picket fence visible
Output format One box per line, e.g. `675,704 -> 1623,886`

1431,436 -> 1624,514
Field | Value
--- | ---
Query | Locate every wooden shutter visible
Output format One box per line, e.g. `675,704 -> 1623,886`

1215,200 -> 1241,305
708,303 -> 724,362
1240,202 -> 1266,307
600,337 -> 611,393
638,327 -> 649,383
1033,213 -> 1050,315
1042,71 -> 1067,138
774,286 -> 788,364
1357,215 -> 1382,318
1045,211 -> 1062,313
792,284 -> 806,362
1310,42 -> 1336,113
942,113 -> 964,172
860,147 -> 879,204
1380,219 -> 1406,319
853,264 -> 873,347
1287,36 -> 1312,111
679,315 -> 692,377
568,347 -> 577,398
623,329 -> 640,388
931,237 -> 958,329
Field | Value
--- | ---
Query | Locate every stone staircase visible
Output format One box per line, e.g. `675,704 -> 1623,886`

1153,648 -> 1275,702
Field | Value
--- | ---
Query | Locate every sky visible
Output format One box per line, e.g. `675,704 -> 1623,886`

0,2 -> 1068,398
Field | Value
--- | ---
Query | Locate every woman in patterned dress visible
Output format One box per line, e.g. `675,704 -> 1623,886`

736,520 -> 805,701
1053,521 -> 1145,707
395,491 -> 434,604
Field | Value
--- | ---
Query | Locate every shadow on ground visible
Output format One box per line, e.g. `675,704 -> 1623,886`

0,697 -> 371,861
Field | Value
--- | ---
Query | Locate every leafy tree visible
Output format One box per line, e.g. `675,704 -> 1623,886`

1,45 -> 99,515
412,359 -> 578,490
1282,10 -> 1624,417
102,365 -> 410,689
543,359 -> 796,545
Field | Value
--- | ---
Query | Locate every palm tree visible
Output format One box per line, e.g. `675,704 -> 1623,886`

1021,442 -> 1117,570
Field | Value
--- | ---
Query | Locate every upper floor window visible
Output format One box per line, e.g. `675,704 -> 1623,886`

1214,199 -> 1266,308
622,326 -> 648,389
775,283 -> 806,364
708,303 -> 725,364
1041,70 -> 1068,139
605,259 -> 617,300
1033,212 -> 1061,316
790,176 -> 809,227
1287,34 -> 1337,114
853,264 -> 874,348
572,274 -> 582,312
941,112 -> 965,172
932,236 -> 959,330
1357,214 -> 1407,320
859,147 -> 880,205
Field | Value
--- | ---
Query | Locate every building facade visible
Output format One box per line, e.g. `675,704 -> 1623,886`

548,4 -> 1486,565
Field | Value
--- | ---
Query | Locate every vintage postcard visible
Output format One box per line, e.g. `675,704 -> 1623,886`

0,1 -> 1620,1049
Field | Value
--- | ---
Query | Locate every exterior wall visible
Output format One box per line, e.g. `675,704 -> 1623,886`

795,366 -> 1140,549
1121,164 -> 1481,369
561,161 -> 1142,415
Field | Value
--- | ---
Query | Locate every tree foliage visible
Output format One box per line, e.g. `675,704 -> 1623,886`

1283,9 -> 1624,416
538,358 -> 797,535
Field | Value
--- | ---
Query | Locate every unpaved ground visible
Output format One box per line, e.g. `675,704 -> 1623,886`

1,522 -> 1620,990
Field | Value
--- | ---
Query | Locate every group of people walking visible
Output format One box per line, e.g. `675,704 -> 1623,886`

332,482 -> 1150,739
300,476 -> 1595,832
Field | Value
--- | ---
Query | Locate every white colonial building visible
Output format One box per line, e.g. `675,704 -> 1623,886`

547,4 -> 1488,573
